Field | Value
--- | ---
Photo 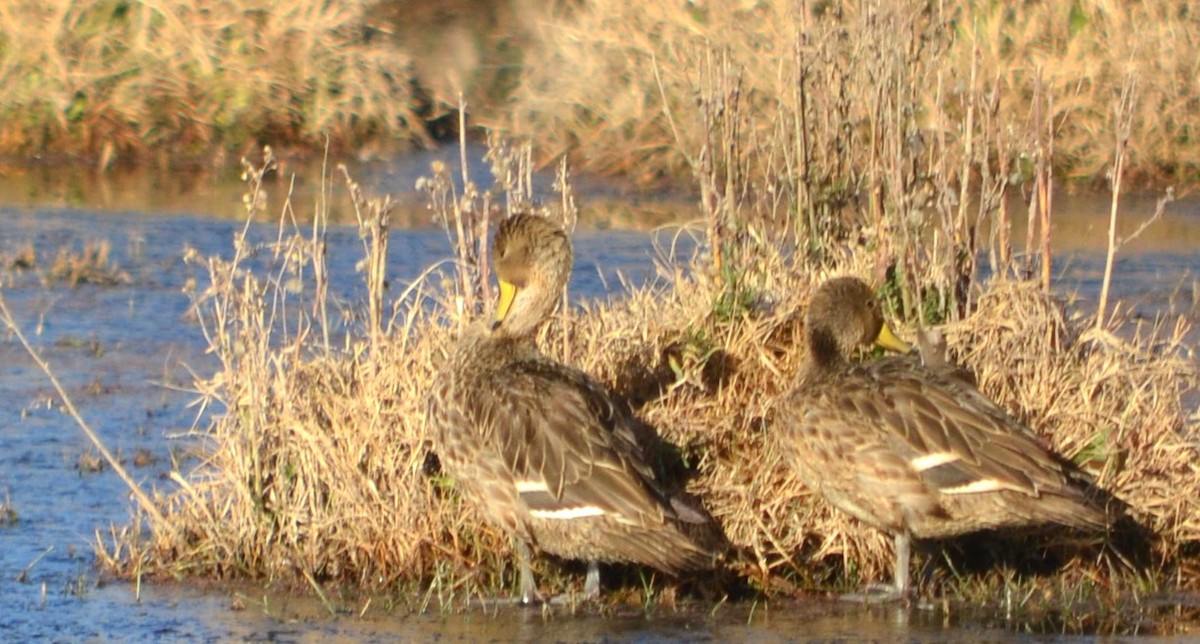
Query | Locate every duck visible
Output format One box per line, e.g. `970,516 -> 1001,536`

775,276 -> 1108,598
428,213 -> 718,604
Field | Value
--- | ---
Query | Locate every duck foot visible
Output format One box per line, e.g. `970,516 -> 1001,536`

838,531 -> 912,603
474,549 -> 602,610
839,583 -> 906,604
469,595 -> 544,609
543,560 -> 601,607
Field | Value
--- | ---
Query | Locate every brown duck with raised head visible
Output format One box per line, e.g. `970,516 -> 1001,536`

776,276 -> 1108,599
429,213 -> 718,604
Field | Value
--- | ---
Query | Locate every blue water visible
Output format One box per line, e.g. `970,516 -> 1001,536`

1,187 -> 1199,640
0,205 -> 705,640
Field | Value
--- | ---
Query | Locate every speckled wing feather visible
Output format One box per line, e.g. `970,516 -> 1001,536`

792,381 -> 944,532
479,356 -> 674,526
857,357 -> 1076,497
798,353 -> 1107,535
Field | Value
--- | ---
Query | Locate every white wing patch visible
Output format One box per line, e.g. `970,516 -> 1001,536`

515,480 -> 550,493
910,451 -> 960,472
529,506 -> 606,520
940,479 -> 1005,495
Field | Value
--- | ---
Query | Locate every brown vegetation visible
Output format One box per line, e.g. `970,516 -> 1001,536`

47,240 -> 130,286
0,242 -> 36,271
1,239 -> 129,287
1,1 -> 1197,192
98,134 -> 1199,610
83,0 -> 1199,616
0,491 -> 16,526
498,0 -> 1200,189
0,0 -> 427,167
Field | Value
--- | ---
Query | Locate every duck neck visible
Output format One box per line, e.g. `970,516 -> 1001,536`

494,286 -> 558,340
806,326 -> 845,371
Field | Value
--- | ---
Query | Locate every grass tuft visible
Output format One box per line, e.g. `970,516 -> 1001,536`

0,0 -> 429,165
0,490 -> 16,526
90,13 -> 1199,607
98,140 -> 1200,609
46,240 -> 130,287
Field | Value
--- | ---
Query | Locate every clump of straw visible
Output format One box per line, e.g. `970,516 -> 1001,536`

101,139 -> 1199,609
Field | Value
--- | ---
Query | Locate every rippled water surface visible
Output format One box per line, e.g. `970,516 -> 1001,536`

2,159 -> 1199,640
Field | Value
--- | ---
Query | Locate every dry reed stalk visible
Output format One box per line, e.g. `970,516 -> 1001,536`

501,0 -> 1200,190
1096,74 -> 1136,331
343,165 -> 393,350
1091,74 -> 1175,337
553,156 -> 578,361
1021,70 -> 1057,293
419,158 -> 481,321
980,74 -> 1012,280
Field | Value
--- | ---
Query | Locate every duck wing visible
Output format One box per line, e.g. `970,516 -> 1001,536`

858,357 -> 1089,502
484,357 -> 675,526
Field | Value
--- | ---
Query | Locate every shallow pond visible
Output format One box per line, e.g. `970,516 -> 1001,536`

1,154 -> 1199,640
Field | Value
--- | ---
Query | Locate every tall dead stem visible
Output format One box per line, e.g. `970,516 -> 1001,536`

344,166 -> 393,349
696,48 -> 743,279
1025,69 -> 1056,293
554,156 -> 578,362
1096,74 -> 1137,331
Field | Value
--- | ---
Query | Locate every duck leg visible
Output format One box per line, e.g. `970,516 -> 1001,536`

545,560 -> 601,607
840,529 -> 911,603
892,529 -> 911,597
515,539 -> 543,605
583,560 -> 601,599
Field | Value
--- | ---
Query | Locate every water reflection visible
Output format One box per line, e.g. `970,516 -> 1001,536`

0,144 -> 689,229
10,578 -> 1197,641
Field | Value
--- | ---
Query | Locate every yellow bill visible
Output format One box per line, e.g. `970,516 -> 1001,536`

494,279 -> 518,326
875,322 -> 913,353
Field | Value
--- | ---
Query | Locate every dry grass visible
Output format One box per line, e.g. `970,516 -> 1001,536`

558,253 -> 1200,595
497,0 -> 1200,189
85,6 -> 1200,606
46,240 -> 130,286
0,490 -> 16,526
98,148 -> 536,605
0,242 -> 36,272
4,0 -> 1195,191
98,137 -> 1200,611
1,239 -> 129,287
0,0 -> 427,166
502,0 -> 1023,329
